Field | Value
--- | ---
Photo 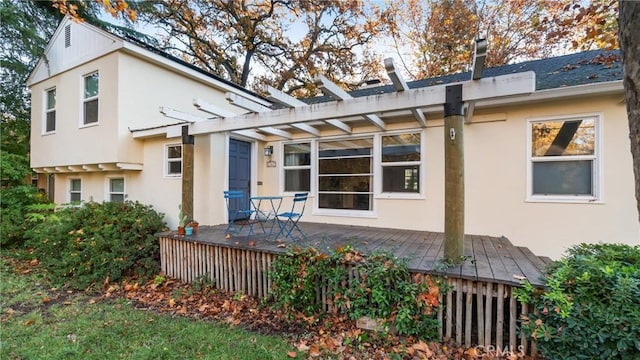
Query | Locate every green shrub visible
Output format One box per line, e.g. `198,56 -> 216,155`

516,243 -> 640,360
0,185 -> 49,246
25,201 -> 166,290
270,245 -> 443,338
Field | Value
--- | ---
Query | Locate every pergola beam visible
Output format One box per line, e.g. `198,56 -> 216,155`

471,39 -> 488,80
160,107 -> 207,123
315,75 -> 352,100
385,58 -> 409,91
315,75 -> 386,131
385,58 -> 427,127
231,130 -> 268,141
258,126 -> 293,139
466,39 -> 488,124
226,92 -> 271,112
289,123 -> 320,137
323,119 -> 352,134
190,72 -> 535,135
193,98 -> 242,118
265,86 -> 333,136
265,86 -> 307,107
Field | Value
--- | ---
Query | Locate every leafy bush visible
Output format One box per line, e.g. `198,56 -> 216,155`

271,245 -> 443,338
516,243 -> 640,359
25,201 -> 166,290
0,185 -> 49,246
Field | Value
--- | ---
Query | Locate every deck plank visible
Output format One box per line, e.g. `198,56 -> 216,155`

459,235 -> 478,280
415,232 -> 444,273
508,246 -> 547,287
479,236 -> 506,282
406,232 -> 438,269
396,231 -> 426,261
472,235 -> 494,282
491,236 -> 530,286
519,246 -> 551,273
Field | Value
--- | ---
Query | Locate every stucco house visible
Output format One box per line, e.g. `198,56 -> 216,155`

29,17 -> 639,258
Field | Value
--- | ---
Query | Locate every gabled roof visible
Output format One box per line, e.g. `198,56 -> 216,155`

27,17 -> 268,105
304,49 -> 621,105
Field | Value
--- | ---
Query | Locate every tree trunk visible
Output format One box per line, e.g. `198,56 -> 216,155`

619,2 -> 640,222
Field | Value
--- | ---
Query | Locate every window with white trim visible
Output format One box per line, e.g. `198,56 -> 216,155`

381,133 -> 421,193
166,144 -> 182,177
83,72 -> 99,125
283,143 -> 310,192
318,138 -> 373,211
45,88 -> 56,133
69,178 -> 81,203
528,115 -> 599,201
109,178 -> 125,202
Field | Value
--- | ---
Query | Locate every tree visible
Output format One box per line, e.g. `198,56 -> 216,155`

619,2 -> 640,221
385,0 -> 566,80
0,0 -> 60,244
1,0 -> 59,186
131,0 -> 387,95
543,0 -> 618,50
51,0 -> 136,22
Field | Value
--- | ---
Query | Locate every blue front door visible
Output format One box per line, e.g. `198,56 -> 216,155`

229,139 -> 251,220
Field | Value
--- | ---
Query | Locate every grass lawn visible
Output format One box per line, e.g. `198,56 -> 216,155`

0,257 -> 294,360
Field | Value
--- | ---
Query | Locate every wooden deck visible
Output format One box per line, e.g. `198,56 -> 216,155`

159,222 -> 553,353
170,222 -> 551,287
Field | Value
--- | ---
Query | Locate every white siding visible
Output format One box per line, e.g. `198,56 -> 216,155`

28,18 -> 122,86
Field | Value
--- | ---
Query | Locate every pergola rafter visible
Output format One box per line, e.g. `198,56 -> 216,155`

193,98 -> 243,118
159,106 -> 208,123
231,129 -> 268,141
257,126 -> 293,139
225,92 -> 271,113
384,58 -> 427,128
315,75 -> 386,131
266,86 -> 337,136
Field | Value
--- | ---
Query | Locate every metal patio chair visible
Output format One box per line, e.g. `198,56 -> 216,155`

273,192 -> 308,241
223,190 -> 254,234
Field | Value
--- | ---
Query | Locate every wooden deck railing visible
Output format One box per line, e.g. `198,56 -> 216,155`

159,236 -> 537,355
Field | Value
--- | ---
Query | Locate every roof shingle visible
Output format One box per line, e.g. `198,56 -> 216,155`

304,49 -> 621,105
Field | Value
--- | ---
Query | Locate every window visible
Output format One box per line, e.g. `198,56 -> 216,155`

83,72 -> 99,125
318,138 -> 373,211
283,143 -> 310,192
381,133 -> 421,193
45,88 -> 56,132
109,178 -> 125,202
69,179 -> 81,203
166,144 -> 182,176
529,115 -> 599,201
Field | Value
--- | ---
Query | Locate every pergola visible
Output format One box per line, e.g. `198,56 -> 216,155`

155,41 -> 536,260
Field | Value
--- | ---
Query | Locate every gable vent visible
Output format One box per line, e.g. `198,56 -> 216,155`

64,24 -> 71,48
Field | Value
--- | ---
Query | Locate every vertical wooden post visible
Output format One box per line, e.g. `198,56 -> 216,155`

182,125 -> 194,220
444,84 -> 464,261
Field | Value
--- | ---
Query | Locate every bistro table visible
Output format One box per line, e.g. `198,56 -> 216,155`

249,196 -> 283,239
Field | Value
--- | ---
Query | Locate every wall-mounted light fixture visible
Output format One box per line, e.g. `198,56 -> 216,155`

263,145 -> 274,157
